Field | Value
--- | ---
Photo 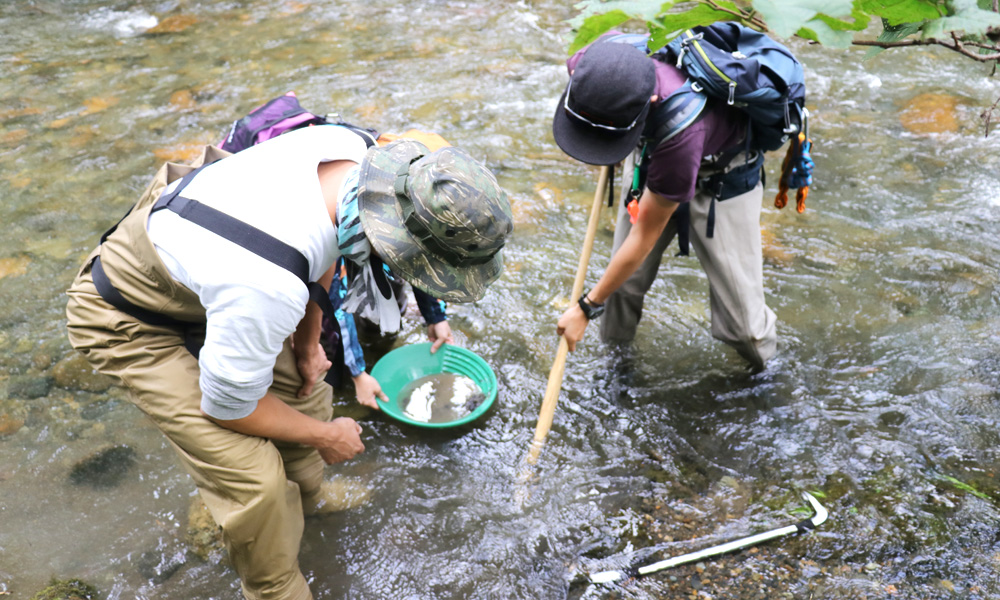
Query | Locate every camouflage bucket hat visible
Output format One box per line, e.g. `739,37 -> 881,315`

357,139 -> 513,303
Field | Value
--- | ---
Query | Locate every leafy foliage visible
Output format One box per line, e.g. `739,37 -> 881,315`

570,0 -> 1000,62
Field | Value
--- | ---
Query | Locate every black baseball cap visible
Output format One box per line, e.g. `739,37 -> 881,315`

552,38 -> 656,165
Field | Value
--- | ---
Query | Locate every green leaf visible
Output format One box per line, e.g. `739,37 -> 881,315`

878,19 -> 925,39
857,0 -> 943,24
933,474 -> 993,501
863,20 -> 923,58
570,0 -> 670,27
815,4 -> 873,30
800,18 -> 858,45
647,22 -> 673,51
652,3 -> 743,44
921,0 -> 1000,38
752,0 -> 855,37
569,11 -> 634,53
796,26 -> 822,41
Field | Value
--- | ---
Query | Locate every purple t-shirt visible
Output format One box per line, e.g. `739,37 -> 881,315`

566,34 -> 746,203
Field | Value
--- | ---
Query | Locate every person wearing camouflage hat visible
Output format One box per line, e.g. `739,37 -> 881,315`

65,124 -> 511,600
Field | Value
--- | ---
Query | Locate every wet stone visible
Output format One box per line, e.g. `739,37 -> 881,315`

79,398 -> 118,421
135,549 -> 187,584
187,496 -> 224,561
51,353 -> 114,393
29,578 -> 98,600
69,444 -> 136,488
899,92 -> 960,134
7,375 -> 52,399
0,400 -> 27,437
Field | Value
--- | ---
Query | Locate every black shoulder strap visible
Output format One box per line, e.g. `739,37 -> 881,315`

152,169 -> 311,285
153,165 -> 338,322
95,161 -> 337,334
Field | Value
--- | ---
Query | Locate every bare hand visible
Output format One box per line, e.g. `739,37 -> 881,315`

556,304 -> 589,352
316,417 -> 365,464
295,342 -> 333,398
427,320 -> 454,353
353,372 -> 387,410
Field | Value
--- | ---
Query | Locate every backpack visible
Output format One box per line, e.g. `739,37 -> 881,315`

607,23 -> 814,215
218,91 -> 379,152
664,23 -> 806,153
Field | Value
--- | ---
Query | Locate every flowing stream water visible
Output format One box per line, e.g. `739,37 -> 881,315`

3,1 -> 1000,599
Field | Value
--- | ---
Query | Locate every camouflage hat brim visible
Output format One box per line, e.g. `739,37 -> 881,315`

357,140 -> 504,303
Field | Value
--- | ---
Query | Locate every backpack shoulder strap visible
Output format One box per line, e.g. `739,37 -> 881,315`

598,33 -> 708,149
643,80 -> 708,149
152,164 -> 312,285
148,164 -> 338,322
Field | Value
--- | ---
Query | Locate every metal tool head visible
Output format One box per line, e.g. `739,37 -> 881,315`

802,491 -> 828,527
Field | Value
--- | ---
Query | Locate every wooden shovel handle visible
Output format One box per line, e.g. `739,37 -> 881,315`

527,165 -> 610,465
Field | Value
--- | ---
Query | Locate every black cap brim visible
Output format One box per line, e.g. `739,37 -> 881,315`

552,86 -> 648,166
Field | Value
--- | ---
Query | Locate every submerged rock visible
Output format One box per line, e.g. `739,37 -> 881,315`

0,400 -> 27,437
51,353 -> 114,393
29,578 -> 98,600
7,375 -> 53,399
899,92 -> 960,134
187,496 -> 225,561
69,444 -> 136,488
136,548 -> 186,584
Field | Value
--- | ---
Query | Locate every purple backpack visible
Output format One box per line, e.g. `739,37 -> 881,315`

218,91 -> 378,153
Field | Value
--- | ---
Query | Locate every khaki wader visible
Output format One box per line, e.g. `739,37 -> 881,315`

600,147 -> 778,369
66,147 -> 330,600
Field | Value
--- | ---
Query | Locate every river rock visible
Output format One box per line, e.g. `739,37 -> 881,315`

28,578 -> 98,600
135,548 -> 186,584
69,444 -> 136,488
51,353 -> 114,392
0,256 -> 30,280
0,410 -> 24,438
0,400 -> 26,437
187,496 -> 225,561
899,92 -> 959,134
7,375 -> 52,399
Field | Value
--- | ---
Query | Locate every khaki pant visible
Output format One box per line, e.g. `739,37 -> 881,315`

65,148 -> 328,600
600,148 -> 777,369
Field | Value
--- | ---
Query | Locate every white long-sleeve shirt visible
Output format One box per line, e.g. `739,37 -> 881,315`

147,125 -> 368,419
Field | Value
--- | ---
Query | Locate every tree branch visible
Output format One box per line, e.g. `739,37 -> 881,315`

981,93 -> 1000,137
852,37 -> 1000,61
699,0 -> 768,30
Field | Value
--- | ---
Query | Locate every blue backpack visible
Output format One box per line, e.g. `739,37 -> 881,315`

608,23 -> 806,152
666,23 -> 806,152
607,23 -> 813,213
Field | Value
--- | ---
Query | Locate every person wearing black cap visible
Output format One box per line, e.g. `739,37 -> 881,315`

553,33 -> 777,370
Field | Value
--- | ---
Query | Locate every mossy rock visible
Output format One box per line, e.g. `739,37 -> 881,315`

30,578 -> 98,600
187,496 -> 225,561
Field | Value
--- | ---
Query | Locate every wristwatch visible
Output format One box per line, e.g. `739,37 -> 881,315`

578,291 -> 605,320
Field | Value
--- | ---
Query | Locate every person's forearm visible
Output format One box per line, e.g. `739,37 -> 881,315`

206,392 -> 326,446
413,286 -> 447,324
588,190 -> 678,304
206,391 -> 365,464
